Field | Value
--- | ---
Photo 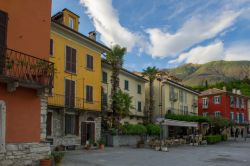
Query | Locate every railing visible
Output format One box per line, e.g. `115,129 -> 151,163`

167,107 -> 198,116
169,92 -> 178,101
0,47 -> 54,88
48,94 -> 100,110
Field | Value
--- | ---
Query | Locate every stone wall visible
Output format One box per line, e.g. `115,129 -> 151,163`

0,142 -> 51,166
40,93 -> 48,141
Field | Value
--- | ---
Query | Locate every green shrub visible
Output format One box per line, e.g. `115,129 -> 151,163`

165,113 -> 209,122
205,135 -> 222,144
146,124 -> 160,136
126,124 -> 147,135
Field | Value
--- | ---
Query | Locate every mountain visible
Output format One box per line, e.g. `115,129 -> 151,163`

164,61 -> 250,86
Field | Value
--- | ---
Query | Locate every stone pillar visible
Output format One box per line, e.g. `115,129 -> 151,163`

38,88 -> 49,141
95,117 -> 102,141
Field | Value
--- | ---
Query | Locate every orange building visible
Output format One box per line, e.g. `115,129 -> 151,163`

0,0 -> 53,165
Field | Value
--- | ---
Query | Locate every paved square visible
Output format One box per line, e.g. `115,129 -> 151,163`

61,140 -> 250,166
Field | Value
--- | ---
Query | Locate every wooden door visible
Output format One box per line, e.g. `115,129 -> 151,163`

81,122 -> 87,145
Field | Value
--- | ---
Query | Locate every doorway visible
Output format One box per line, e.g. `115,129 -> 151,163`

81,117 -> 95,145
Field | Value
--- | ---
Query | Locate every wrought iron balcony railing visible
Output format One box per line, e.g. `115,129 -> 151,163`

0,47 -> 54,88
48,94 -> 101,111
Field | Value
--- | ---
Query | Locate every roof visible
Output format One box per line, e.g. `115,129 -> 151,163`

164,79 -> 200,95
51,20 -> 111,52
200,88 -> 249,98
62,8 -> 80,18
102,59 -> 148,82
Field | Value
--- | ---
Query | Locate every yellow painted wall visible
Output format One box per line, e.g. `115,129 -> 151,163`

145,80 -> 199,120
102,64 -> 146,124
49,30 -> 102,112
62,10 -> 79,31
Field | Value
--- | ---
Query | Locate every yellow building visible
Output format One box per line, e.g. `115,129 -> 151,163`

146,79 -> 199,121
101,60 -> 148,124
46,9 -> 110,147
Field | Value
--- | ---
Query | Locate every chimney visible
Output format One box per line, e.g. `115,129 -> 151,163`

88,31 -> 96,41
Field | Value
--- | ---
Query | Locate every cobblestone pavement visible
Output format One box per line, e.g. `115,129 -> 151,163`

61,139 -> 250,166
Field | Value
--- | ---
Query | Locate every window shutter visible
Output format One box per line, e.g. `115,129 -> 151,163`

71,48 -> 76,73
65,79 -> 70,107
71,80 -> 75,107
90,86 -> 93,102
91,56 -> 93,69
0,10 -> 8,48
50,39 -> 53,56
66,46 -> 71,71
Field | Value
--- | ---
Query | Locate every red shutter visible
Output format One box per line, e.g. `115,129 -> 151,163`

71,48 -> 76,73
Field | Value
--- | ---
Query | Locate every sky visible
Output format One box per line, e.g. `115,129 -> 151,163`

52,0 -> 250,71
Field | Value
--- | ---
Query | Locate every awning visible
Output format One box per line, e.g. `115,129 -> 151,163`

157,118 -> 198,127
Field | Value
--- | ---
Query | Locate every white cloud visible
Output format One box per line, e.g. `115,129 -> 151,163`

146,10 -> 240,58
79,0 -> 139,51
169,41 -> 250,64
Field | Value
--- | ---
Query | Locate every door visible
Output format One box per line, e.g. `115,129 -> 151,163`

0,10 -> 8,74
81,121 -> 95,145
0,101 -> 6,152
46,112 -> 52,136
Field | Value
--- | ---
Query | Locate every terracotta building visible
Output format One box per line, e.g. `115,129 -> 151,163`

198,88 -> 248,124
0,0 -> 53,165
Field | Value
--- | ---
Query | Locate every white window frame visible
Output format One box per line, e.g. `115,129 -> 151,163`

202,98 -> 208,109
69,16 -> 74,29
213,96 -> 221,104
214,111 -> 221,118
230,112 -> 234,121
0,101 -> 6,152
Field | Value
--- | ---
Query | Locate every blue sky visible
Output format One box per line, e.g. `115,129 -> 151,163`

52,0 -> 250,71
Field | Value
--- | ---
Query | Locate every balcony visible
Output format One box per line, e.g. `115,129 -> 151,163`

48,94 -> 100,111
169,92 -> 178,102
0,47 -> 54,89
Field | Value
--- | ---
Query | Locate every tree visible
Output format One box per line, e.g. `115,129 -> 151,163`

106,44 -> 127,116
142,66 -> 159,122
112,90 -> 133,126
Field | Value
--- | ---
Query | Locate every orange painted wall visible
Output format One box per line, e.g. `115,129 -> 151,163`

0,83 -> 40,143
0,0 -> 52,60
0,0 -> 52,143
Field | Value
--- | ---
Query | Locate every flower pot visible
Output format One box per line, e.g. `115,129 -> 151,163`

99,144 -> 105,150
40,159 -> 52,166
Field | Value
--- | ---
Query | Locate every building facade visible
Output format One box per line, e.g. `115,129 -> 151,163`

47,9 -> 110,148
148,79 -> 199,121
0,0 -> 53,165
198,88 -> 248,124
101,60 -> 147,124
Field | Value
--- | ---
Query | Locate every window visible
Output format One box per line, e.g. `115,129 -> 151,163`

137,85 -> 141,94
86,85 -> 93,102
124,80 -> 129,90
214,111 -> 221,118
65,46 -> 76,73
230,112 -> 234,121
241,113 -> 245,123
213,96 -> 221,104
65,114 -> 79,135
0,10 -> 8,48
65,79 -> 75,107
137,101 -> 142,112
86,54 -> 93,70
230,96 -> 234,107
236,97 -> 240,108
102,93 -> 108,106
236,112 -> 240,123
179,90 -> 183,103
102,71 -> 107,83
202,98 -> 208,108
184,92 -> 187,104
50,39 -> 54,56
0,101 -> 6,152
183,106 -> 188,115
241,98 -> 245,109
46,112 -> 52,136
203,112 -> 208,117
69,16 -> 74,29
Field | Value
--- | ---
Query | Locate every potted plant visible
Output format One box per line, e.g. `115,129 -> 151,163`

40,155 -> 52,166
98,138 -> 105,150
51,151 -> 65,166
